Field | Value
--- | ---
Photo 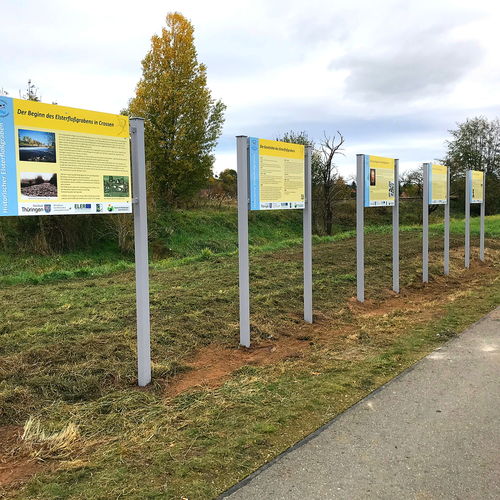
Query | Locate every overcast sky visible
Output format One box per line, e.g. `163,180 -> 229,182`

1,0 -> 499,179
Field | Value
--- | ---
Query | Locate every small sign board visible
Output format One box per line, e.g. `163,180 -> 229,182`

249,137 -> 305,210
470,170 -> 484,204
0,97 -> 131,216
429,164 -> 448,205
364,155 -> 395,207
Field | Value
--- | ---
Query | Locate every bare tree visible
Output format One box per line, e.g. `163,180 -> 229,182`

20,79 -> 40,101
313,132 -> 349,235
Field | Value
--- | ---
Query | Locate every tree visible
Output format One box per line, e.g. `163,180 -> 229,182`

218,168 -> 237,197
129,13 -> 226,206
314,133 -> 349,235
444,117 -> 500,214
21,79 -> 40,101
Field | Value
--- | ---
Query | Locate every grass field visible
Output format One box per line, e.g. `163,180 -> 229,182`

0,214 -> 499,499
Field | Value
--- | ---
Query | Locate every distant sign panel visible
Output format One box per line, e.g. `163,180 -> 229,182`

470,170 -> 484,204
364,155 -> 395,207
249,137 -> 305,210
429,164 -> 447,205
0,97 -> 131,216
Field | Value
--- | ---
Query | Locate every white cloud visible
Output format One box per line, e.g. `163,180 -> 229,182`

1,0 -> 499,177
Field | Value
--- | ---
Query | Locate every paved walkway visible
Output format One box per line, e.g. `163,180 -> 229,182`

222,307 -> 500,499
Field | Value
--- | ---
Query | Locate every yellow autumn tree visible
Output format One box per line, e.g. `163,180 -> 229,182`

129,13 -> 226,205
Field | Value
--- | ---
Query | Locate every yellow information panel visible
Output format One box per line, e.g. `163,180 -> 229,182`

364,155 -> 395,207
429,164 -> 447,205
470,170 -> 484,204
249,137 -> 305,210
0,96 -> 131,216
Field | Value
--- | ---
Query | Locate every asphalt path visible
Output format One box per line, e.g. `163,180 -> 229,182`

222,306 -> 500,499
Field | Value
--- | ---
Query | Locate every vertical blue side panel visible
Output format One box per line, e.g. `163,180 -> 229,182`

428,164 -> 432,205
0,96 -> 17,216
249,137 -> 260,210
364,155 -> 370,207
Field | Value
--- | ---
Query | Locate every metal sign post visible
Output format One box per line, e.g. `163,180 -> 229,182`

236,136 -> 251,347
444,168 -> 450,275
393,159 -> 400,293
356,154 -> 365,302
303,145 -> 313,323
465,171 -> 471,269
480,172 -> 486,261
422,163 -> 429,283
130,118 -> 152,387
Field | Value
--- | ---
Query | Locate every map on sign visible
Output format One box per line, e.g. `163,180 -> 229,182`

0,96 -> 131,216
364,155 -> 395,207
249,137 -> 305,210
470,170 -> 484,204
429,164 -> 448,205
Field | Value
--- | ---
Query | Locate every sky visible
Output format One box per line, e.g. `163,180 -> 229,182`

1,0 -> 500,180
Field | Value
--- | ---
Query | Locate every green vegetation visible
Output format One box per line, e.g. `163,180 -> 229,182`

128,12 -> 226,205
1,213 -> 498,287
1,213 -> 499,499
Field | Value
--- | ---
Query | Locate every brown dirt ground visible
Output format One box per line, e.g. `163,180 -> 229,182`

0,426 -> 44,494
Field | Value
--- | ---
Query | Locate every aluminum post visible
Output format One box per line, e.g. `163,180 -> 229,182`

465,171 -> 470,268
480,172 -> 486,262
130,118 -> 151,387
237,136 -> 251,347
444,166 -> 450,275
422,163 -> 429,283
393,159 -> 400,293
356,154 -> 365,302
303,145 -> 313,323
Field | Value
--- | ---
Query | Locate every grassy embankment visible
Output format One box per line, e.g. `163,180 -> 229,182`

0,213 -> 499,499
1,208 -> 498,286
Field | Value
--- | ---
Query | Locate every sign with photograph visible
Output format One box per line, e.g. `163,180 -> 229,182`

249,137 -> 305,210
364,155 -> 395,207
469,170 -> 484,204
429,164 -> 448,205
0,97 -> 131,216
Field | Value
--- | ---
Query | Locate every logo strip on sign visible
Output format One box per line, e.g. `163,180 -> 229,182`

249,137 -> 260,210
0,97 -> 17,216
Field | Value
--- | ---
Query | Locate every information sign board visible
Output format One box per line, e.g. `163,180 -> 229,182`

470,170 -> 484,204
429,164 -> 447,205
249,137 -> 305,210
0,97 -> 131,216
364,155 -> 395,207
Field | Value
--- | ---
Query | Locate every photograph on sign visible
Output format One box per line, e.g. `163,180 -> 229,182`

363,155 -> 395,207
249,137 -> 305,210
0,96 -> 131,217
429,164 -> 447,205
470,170 -> 484,204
